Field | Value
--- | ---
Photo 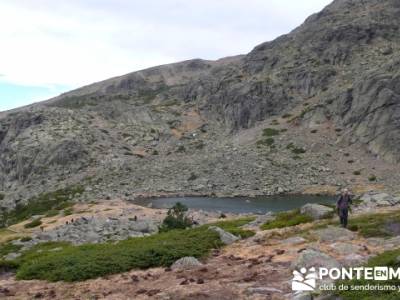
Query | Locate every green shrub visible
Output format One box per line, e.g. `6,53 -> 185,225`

2,216 -> 258,282
0,193 -> 4,200
45,210 -> 59,218
310,129 -> 318,133
63,208 -> 73,216
24,218 -> 42,229
261,209 -> 313,230
353,170 -> 361,175
262,128 -> 280,137
159,202 -> 193,232
14,228 -> 222,282
282,113 -> 292,119
20,236 -> 32,242
368,175 -> 377,182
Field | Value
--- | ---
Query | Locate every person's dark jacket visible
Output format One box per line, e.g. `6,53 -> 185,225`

337,194 -> 352,210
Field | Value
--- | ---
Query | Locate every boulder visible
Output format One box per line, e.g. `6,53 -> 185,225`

359,192 -> 400,207
292,249 -> 341,271
300,203 -> 333,220
329,242 -> 362,256
247,212 -> 276,227
3,252 -> 21,261
208,226 -> 239,245
281,236 -> 307,245
312,226 -> 355,242
171,256 -> 202,270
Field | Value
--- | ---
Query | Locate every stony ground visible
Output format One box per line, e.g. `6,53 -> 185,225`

2,198 -> 400,300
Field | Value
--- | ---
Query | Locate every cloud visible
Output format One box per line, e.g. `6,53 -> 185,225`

0,0 -> 332,89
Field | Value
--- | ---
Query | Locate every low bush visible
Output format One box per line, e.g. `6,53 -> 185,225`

261,209 -> 313,230
368,174 -> 377,182
159,202 -> 192,232
353,170 -> 361,175
24,218 -> 42,229
14,228 -> 222,282
0,193 -> 4,200
262,128 -> 280,137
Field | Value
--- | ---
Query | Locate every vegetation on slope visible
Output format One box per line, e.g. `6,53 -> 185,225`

0,185 -> 84,228
336,249 -> 400,300
0,217 -> 254,282
261,209 -> 313,230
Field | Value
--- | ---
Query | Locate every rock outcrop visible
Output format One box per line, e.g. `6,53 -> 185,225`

1,0 -> 400,211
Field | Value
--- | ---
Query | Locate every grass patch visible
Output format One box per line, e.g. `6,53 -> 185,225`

0,185 -> 83,227
261,209 -> 313,230
346,211 -> 400,238
210,217 -> 256,238
336,249 -> 400,300
262,128 -> 280,137
24,218 -> 42,229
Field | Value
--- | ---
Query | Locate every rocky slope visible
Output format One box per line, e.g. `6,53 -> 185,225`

1,0 -> 400,212
2,193 -> 400,299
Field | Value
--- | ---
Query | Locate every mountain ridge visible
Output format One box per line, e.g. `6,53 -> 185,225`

1,0 -> 399,213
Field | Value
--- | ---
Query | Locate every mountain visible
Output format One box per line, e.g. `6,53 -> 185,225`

1,0 -> 400,212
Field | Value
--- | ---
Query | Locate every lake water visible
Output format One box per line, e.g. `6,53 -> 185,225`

134,194 -> 336,214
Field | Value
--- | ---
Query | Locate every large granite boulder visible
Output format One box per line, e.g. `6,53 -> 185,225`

312,226 -> 356,242
208,226 -> 239,245
171,256 -> 202,270
292,249 -> 341,271
300,203 -> 334,220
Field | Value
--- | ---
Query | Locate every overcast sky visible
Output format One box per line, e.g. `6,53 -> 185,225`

0,0 -> 332,111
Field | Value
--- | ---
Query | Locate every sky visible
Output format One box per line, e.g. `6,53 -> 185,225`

0,0 -> 332,112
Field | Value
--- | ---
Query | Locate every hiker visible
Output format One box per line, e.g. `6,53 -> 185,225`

336,188 -> 352,228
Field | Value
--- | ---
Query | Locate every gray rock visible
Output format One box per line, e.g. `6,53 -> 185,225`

282,236 -> 307,245
312,226 -> 356,242
292,293 -> 312,300
359,192 -> 400,207
3,252 -> 21,261
246,286 -> 283,295
208,226 -> 239,245
329,242 -> 362,256
300,203 -> 333,220
171,256 -> 202,270
247,212 -> 275,226
292,249 -> 341,270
